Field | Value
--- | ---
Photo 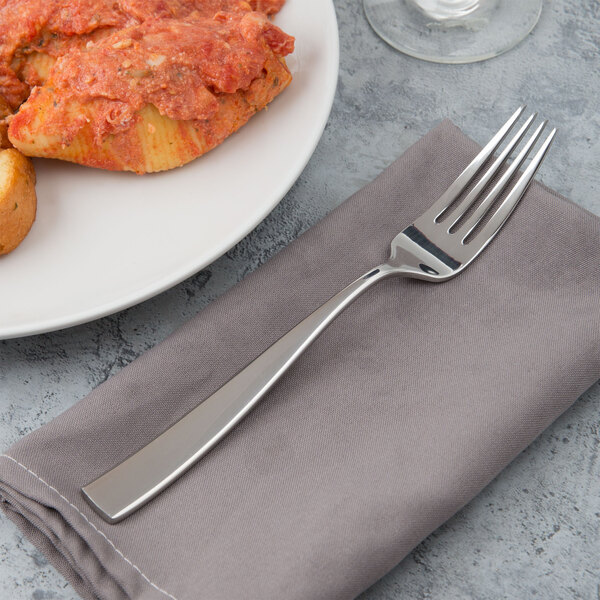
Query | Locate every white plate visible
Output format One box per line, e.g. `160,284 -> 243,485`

0,0 -> 339,339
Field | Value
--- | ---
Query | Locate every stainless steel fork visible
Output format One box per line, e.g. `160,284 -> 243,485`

82,107 -> 556,523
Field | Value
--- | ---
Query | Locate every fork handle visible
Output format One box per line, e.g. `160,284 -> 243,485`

82,263 -> 396,523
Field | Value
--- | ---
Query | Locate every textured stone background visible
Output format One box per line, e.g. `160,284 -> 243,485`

1,1 -> 599,598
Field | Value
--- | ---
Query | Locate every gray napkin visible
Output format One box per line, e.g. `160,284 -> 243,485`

1,120 -> 599,600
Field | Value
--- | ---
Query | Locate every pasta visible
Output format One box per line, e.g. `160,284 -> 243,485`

0,1 -> 294,253
8,12 -> 294,173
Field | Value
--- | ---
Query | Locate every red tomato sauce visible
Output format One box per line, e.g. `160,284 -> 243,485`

41,11 -> 293,144
0,0 -> 288,108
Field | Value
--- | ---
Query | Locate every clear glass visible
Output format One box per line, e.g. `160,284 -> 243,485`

363,0 -> 543,64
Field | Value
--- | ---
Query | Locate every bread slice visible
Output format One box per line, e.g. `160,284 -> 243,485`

0,148 -> 36,255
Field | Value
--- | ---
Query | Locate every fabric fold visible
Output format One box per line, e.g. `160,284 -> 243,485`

1,120 -> 599,600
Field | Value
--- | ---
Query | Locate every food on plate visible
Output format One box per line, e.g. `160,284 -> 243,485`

8,12 -> 294,173
0,1 -> 294,173
0,0 -> 293,251
0,1 -> 288,108
0,95 -> 12,147
0,148 -> 36,255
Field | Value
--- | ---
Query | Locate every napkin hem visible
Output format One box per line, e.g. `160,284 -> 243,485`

0,454 -> 178,600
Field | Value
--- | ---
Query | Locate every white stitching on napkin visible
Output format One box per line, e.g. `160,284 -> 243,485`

0,454 -> 179,600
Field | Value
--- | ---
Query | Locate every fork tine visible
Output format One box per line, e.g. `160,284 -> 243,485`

428,106 -> 526,221
467,127 -> 557,250
445,112 -> 537,230
457,119 -> 548,241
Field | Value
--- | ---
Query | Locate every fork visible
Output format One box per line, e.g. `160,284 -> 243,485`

82,107 -> 556,523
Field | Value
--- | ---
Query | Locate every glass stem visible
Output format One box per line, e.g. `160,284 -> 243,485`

409,0 -> 494,20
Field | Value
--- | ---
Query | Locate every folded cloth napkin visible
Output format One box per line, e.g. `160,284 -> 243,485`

1,120 -> 599,600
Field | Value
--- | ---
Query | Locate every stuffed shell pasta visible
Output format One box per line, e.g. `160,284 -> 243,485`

7,11 -> 293,173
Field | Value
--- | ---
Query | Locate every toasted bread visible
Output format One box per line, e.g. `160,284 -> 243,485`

0,148 -> 36,255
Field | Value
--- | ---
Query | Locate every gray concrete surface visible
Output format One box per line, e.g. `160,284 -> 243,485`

1,1 -> 599,598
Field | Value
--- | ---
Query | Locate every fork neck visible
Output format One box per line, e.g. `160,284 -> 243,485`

316,263 -> 399,327
360,263 -> 400,282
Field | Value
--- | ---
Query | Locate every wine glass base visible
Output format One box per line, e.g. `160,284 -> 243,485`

363,0 -> 542,64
